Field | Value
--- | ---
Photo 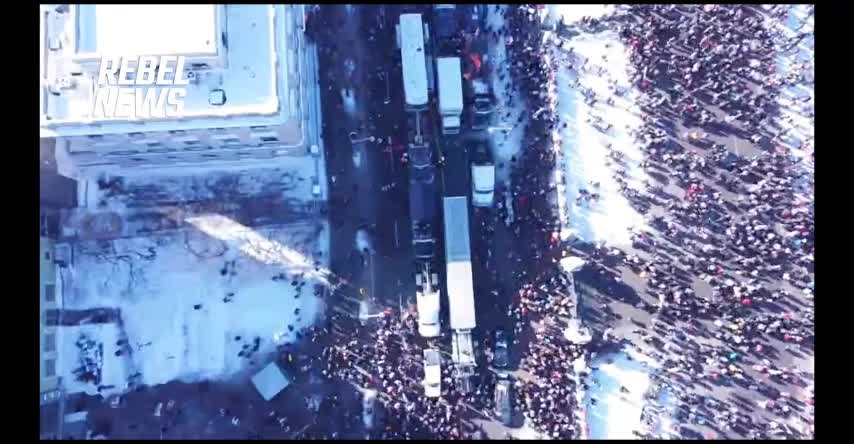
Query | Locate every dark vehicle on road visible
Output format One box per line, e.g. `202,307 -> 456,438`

494,377 -> 513,426
493,328 -> 510,369
432,5 -> 462,56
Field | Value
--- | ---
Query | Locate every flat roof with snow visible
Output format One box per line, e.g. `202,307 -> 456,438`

75,5 -> 218,57
40,4 -> 303,137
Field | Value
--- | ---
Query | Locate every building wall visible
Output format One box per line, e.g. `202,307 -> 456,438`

40,169 -> 78,209
63,119 -> 305,168
40,237 -> 60,403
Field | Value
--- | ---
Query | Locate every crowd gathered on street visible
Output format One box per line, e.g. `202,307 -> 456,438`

481,3 -> 813,439
71,4 -> 813,440
308,3 -> 814,440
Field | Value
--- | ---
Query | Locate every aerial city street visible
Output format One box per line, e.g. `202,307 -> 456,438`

39,4 -> 813,440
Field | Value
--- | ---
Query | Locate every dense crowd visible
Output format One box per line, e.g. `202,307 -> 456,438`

123,4 -> 812,441
485,3 -> 813,440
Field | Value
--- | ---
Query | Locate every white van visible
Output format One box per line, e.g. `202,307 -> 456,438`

423,349 -> 442,398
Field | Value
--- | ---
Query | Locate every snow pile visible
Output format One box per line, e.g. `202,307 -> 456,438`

585,348 -> 659,439
511,422 -> 549,440
486,4 -> 527,179
61,220 -> 329,397
548,6 -> 649,248
550,4 -> 615,24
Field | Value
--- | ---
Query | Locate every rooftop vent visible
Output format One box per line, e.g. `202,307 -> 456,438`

209,89 -> 226,106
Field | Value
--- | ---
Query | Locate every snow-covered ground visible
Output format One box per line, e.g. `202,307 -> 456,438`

769,5 -> 814,174
510,422 -> 549,440
59,323 -> 132,396
550,4 -> 615,24
547,5 -> 649,248
486,5 -> 527,181
585,348 -> 664,439
58,218 -> 330,397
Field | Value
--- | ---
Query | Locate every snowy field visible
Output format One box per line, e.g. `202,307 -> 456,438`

585,348 -> 664,439
58,218 -> 330,397
547,5 -> 649,248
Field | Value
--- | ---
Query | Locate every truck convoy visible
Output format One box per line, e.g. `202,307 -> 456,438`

399,13 -> 442,339
470,140 -> 495,207
437,57 -> 464,135
442,196 -> 477,391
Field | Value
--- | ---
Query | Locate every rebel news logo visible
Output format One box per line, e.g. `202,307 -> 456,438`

93,56 -> 189,119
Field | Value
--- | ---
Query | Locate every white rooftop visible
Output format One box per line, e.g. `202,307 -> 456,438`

75,5 -> 218,57
40,4 -> 301,137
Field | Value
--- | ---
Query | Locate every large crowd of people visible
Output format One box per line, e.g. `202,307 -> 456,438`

483,3 -> 813,440
314,3 -> 814,440
88,4 -> 811,441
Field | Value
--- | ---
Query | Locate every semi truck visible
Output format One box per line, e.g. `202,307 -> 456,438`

397,13 -> 429,112
443,196 -> 476,392
470,140 -> 495,207
437,57 -> 464,135
415,262 -> 441,338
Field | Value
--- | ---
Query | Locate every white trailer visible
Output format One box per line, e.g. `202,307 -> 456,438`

397,14 -> 429,111
415,262 -> 441,338
437,57 -> 464,134
443,196 -> 476,387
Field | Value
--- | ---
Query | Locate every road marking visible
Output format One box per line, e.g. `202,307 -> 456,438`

393,220 -> 400,247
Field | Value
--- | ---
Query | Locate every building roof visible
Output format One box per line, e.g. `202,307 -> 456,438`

40,4 -> 303,138
75,5 -> 218,57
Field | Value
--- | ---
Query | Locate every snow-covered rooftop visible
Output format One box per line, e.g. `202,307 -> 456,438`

40,4 -> 303,137
75,5 -> 219,58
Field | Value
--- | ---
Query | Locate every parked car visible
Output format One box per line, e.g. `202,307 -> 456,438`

493,328 -> 510,369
